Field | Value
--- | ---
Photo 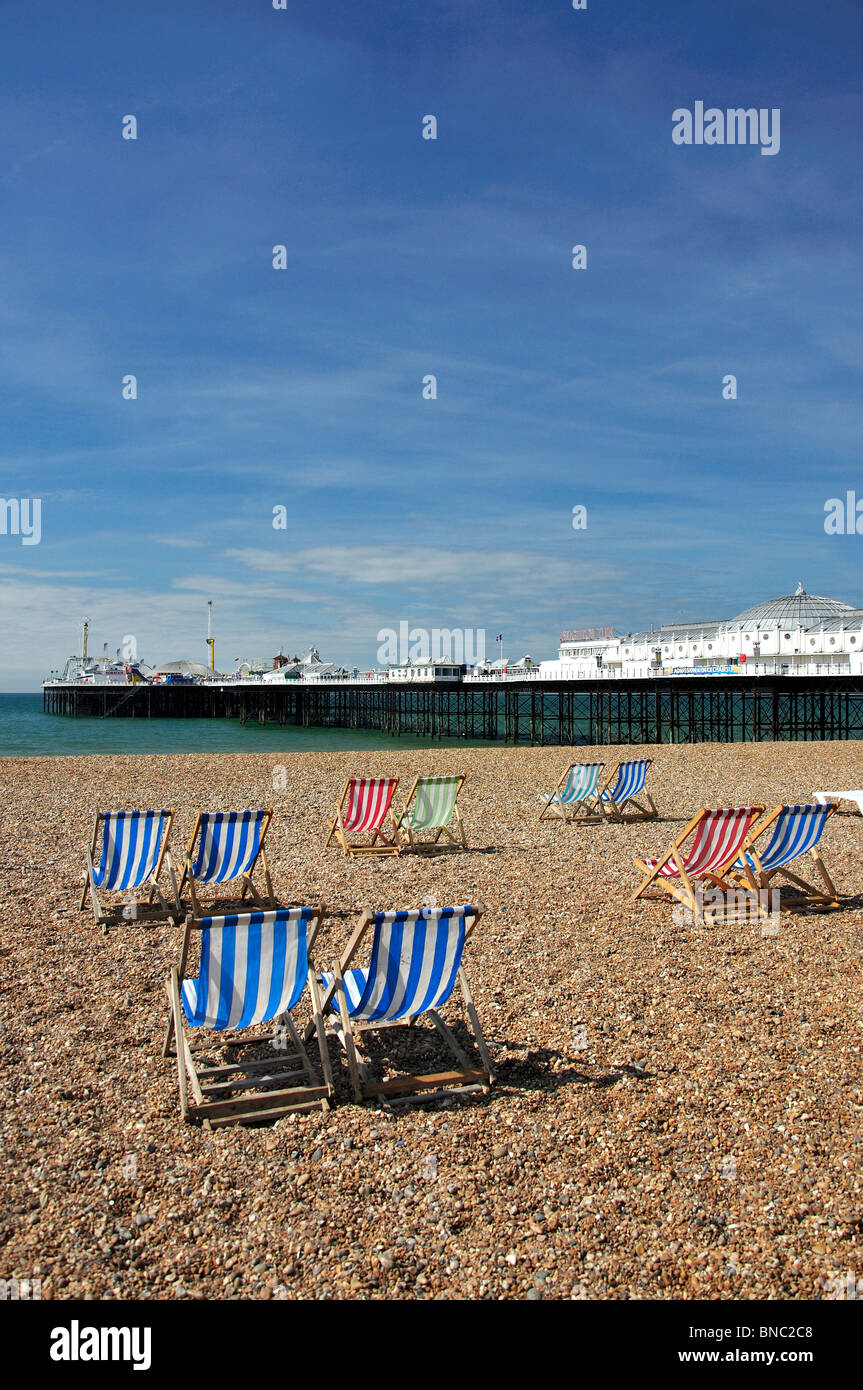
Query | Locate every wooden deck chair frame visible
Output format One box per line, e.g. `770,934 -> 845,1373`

325,778 -> 400,857
310,902 -> 494,1106
539,762 -> 605,824
632,805 -> 766,924
595,758 -> 658,822
395,775 -> 467,850
174,808 -> 275,915
163,906 -> 334,1127
80,809 -> 180,930
730,802 -> 840,911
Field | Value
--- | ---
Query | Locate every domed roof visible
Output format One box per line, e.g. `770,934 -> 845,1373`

731,582 -> 854,631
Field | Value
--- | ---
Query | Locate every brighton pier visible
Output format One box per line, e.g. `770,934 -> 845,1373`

42,674 -> 863,745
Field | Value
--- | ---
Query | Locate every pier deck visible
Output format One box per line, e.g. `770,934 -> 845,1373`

42,676 -> 863,745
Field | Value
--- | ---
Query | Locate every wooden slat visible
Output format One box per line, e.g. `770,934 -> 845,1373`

196,1053 -> 303,1078
206,1098 -> 328,1127
200,1068 -> 306,1095
366,1068 -> 487,1098
191,1084 -> 331,1120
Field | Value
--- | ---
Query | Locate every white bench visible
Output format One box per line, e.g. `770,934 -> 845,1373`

813,790 -> 863,814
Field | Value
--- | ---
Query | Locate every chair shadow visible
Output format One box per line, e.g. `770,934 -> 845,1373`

399,844 -> 476,859
97,903 -> 178,931
176,895 -> 287,917
492,1043 -> 641,1095
323,1023 -> 630,1109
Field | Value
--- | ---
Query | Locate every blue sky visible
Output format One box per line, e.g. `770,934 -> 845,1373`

2,0 -> 863,687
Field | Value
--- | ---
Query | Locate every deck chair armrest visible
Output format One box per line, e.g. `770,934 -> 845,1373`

463,902 -> 484,943
305,905 -> 326,956
338,908 -> 375,973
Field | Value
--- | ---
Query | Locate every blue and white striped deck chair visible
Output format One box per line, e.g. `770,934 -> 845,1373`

164,906 -> 334,1126
539,762 -> 605,822
81,809 -> 179,928
732,803 -> 839,909
597,758 -> 658,821
316,903 -> 493,1104
176,809 -> 275,914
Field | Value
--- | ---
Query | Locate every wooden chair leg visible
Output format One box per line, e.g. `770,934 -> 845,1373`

187,874 -> 202,917
458,969 -> 495,1084
165,854 -> 182,916
262,851 -> 275,906
162,983 -> 177,1059
167,972 -> 190,1119
306,973 -> 335,1100
810,850 -> 839,902
333,966 -> 364,1103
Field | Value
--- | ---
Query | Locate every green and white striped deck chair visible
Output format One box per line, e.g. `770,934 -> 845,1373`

539,762 -> 605,823
396,775 -> 467,849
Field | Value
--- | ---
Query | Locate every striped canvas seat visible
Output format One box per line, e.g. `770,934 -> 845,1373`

341,779 -> 397,831
165,904 -> 334,1125
736,804 -> 831,874
191,811 -> 269,883
316,902 -> 493,1104
182,909 -> 311,1030
81,808 -> 178,927
397,775 -> 467,849
540,763 -> 605,822
323,907 -> 467,1022
633,806 -> 765,923
602,761 -> 649,804
326,777 -> 400,856
559,764 -> 604,804
92,811 -> 170,891
644,808 -> 760,879
730,803 -> 839,909
179,809 -> 275,913
406,778 -> 460,830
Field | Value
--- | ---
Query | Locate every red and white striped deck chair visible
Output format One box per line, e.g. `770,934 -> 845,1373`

632,806 -> 764,922
325,777 -> 400,857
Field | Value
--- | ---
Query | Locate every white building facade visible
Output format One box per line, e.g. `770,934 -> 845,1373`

539,585 -> 863,680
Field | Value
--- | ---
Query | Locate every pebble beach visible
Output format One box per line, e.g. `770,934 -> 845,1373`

2,741 -> 863,1301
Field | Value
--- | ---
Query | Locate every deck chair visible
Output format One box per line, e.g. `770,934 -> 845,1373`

174,809 -> 274,915
396,775 -> 467,850
81,810 -> 179,929
597,758 -> 657,821
731,803 -> 840,910
539,762 -> 605,823
163,906 -> 334,1127
313,903 -> 493,1105
633,806 -> 765,923
325,777 -> 399,857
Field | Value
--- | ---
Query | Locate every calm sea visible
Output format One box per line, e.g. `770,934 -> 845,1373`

0,693 -> 494,758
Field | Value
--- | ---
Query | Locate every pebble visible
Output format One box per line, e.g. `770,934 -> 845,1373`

2,742 -> 861,1300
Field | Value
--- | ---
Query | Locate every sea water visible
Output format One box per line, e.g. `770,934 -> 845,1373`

0,694 -> 496,758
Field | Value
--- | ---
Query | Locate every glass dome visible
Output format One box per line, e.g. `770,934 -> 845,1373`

731,582 -> 854,632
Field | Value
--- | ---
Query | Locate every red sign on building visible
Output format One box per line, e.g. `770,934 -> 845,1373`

560,626 -> 615,642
